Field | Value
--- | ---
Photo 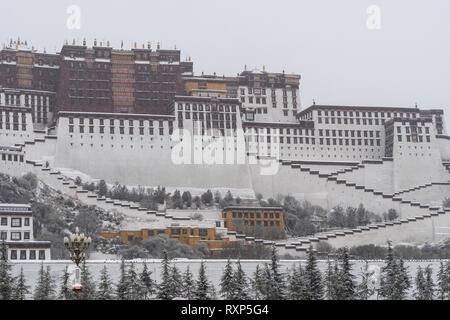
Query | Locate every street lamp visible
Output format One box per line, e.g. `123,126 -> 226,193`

64,227 -> 92,299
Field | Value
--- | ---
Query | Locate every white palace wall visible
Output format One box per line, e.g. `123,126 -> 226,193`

53,116 -> 254,191
437,135 -> 450,161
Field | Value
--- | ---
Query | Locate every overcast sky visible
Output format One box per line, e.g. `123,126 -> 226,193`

2,0 -> 449,124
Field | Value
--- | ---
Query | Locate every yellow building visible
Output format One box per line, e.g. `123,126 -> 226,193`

183,74 -> 239,98
101,226 -> 231,254
222,206 -> 285,233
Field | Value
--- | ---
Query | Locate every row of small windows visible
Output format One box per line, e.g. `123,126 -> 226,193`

0,207 -> 29,212
397,135 -> 431,143
0,111 -> 27,131
240,88 -> 297,97
0,231 -> 31,241
244,128 -> 314,136
318,117 -> 385,125
69,125 -> 171,136
250,136 -> 382,147
9,249 -> 46,260
397,126 -> 430,134
319,129 -> 381,138
230,211 -> 281,219
1,153 -> 25,162
179,112 -> 237,121
0,217 -> 30,227
317,110 -> 419,118
177,103 -> 237,113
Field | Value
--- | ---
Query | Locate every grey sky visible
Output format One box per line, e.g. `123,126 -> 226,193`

2,0 -> 450,125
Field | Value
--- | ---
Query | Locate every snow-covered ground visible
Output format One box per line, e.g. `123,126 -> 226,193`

57,167 -> 256,199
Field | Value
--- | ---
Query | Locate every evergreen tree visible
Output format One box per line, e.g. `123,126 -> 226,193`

261,263 -> 273,300
182,191 -> 192,208
97,265 -> 114,300
220,259 -> 235,300
324,259 -> 339,300
208,284 -> 218,300
379,242 -> 398,299
201,190 -> 213,206
116,259 -> 129,300
0,241 -> 13,300
305,246 -> 323,300
139,263 -> 156,300
13,267 -> 30,300
232,260 -> 249,300
336,248 -> 356,300
288,264 -> 308,300
80,261 -> 97,300
357,261 -> 374,300
436,261 -> 449,300
172,190 -> 183,209
170,264 -> 183,298
97,180 -> 108,197
414,266 -> 426,300
59,266 -> 74,300
181,266 -> 195,299
157,250 -> 173,300
194,261 -> 211,300
266,246 -> 285,300
34,265 -> 55,300
395,258 -> 411,300
423,265 -> 434,300
250,265 -> 265,300
126,262 -> 141,300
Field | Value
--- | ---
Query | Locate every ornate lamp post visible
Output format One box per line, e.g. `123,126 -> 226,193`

64,227 -> 92,299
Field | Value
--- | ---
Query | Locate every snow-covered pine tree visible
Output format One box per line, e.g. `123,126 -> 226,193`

423,265 -> 434,300
324,259 -> 337,300
170,264 -> 183,299
97,265 -> 114,300
379,242 -> 398,299
261,263 -> 273,300
267,246 -> 285,300
208,284 -> 218,300
0,241 -> 13,300
59,266 -> 74,300
157,250 -> 173,300
13,267 -> 30,300
139,263 -> 156,300
44,266 -> 56,300
34,264 -> 55,300
232,260 -> 249,300
33,264 -> 47,300
436,261 -> 449,300
181,266 -> 195,300
220,259 -> 235,300
194,260 -> 211,300
414,266 -> 426,300
357,261 -> 374,300
80,261 -> 97,300
305,246 -> 323,300
250,265 -> 265,300
116,258 -> 129,300
394,258 -> 411,300
288,264 -> 307,300
297,264 -> 309,300
127,262 -> 142,300
337,248 -> 356,300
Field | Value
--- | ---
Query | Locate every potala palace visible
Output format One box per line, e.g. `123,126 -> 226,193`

1,39 -> 450,256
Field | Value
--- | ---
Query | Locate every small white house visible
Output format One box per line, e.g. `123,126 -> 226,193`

0,204 -> 51,260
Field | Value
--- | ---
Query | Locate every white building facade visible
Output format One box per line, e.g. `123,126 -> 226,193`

0,204 -> 51,260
